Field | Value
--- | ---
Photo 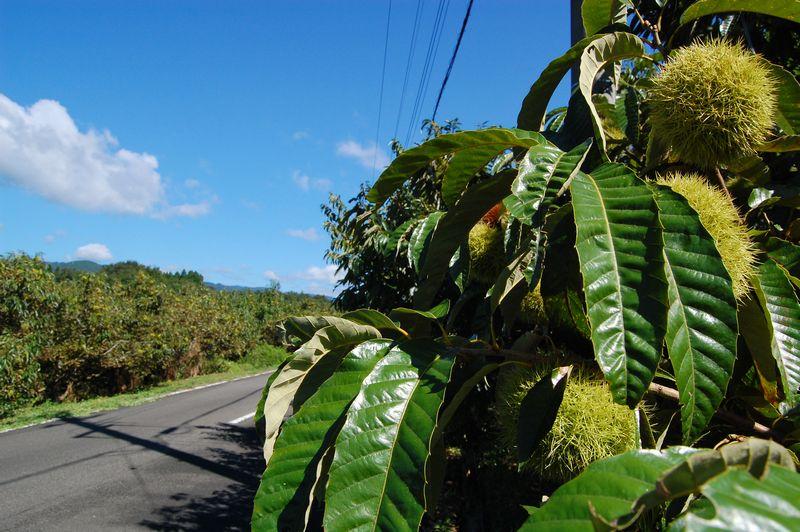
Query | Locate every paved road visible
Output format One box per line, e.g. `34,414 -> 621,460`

0,372 -> 271,531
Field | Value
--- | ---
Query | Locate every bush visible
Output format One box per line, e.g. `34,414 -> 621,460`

0,254 -> 334,416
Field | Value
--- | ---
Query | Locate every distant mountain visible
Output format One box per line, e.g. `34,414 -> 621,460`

47,260 -> 104,273
204,281 -> 269,292
45,260 -> 323,296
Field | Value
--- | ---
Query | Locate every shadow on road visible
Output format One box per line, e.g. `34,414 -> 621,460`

139,423 -> 264,531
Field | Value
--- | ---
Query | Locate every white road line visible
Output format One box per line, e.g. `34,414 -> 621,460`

227,411 -> 256,425
0,371 -> 273,435
160,371 -> 271,398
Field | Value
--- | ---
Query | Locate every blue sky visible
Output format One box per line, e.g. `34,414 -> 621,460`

0,0 -> 569,295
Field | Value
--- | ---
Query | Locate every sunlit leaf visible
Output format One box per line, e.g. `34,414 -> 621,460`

571,163 -> 668,407
323,340 -> 456,531
579,32 -> 649,153
652,184 -> 737,443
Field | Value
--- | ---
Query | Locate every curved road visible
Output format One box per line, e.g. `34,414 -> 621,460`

0,372 -> 271,531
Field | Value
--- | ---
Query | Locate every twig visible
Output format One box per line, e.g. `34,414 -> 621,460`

647,382 -> 777,439
455,346 -> 586,367
714,167 -> 733,200
632,3 -> 664,53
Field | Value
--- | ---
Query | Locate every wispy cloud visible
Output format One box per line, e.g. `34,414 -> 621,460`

292,170 -> 331,192
0,93 -> 210,218
44,229 -> 67,244
296,265 -> 342,285
263,270 -> 279,281
292,130 -> 310,141
241,199 -> 261,211
287,227 -> 321,241
336,140 -> 390,169
74,243 -> 112,262
156,200 -> 213,219
184,178 -> 200,189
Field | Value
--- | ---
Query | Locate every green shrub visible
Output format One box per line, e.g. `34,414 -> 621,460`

0,254 -> 334,417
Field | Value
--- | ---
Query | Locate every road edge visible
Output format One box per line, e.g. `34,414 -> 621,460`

0,370 -> 273,435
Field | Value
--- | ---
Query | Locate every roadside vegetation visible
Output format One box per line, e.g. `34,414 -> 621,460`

0,254 -> 333,421
253,1 -> 800,530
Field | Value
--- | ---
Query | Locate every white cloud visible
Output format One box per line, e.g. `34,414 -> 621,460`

292,170 -> 331,192
292,130 -> 309,141
263,270 -> 279,281
0,93 -> 209,218
157,201 -> 212,219
287,227 -> 320,241
336,140 -> 390,169
296,265 -> 343,285
184,178 -> 200,189
74,243 -> 112,262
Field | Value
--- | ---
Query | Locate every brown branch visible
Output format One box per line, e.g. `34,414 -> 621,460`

714,167 -> 733,200
455,346 -> 584,366
647,382 -> 777,439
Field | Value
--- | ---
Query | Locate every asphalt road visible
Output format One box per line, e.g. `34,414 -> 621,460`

0,372 -> 271,531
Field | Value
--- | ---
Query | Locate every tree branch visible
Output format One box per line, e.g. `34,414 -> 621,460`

647,382 -> 777,439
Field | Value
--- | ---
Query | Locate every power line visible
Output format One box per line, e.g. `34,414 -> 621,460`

431,0 -> 474,123
404,0 -> 450,146
372,0 -> 393,177
417,0 -> 451,134
393,0 -> 426,141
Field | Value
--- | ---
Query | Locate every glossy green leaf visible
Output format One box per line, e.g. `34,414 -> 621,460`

519,448 -> 696,531
504,141 -> 592,226
254,355 -> 294,442
437,361 -> 513,431
764,237 -> 800,287
758,135 -> 800,153
739,296 -> 782,404
615,88 -> 639,144
323,340 -> 456,532
603,439 -> 797,529
390,300 -> 450,327
442,130 -> 546,207
414,170 -> 517,309
490,248 -> 533,314
726,154 -> 771,184
571,164 -> 667,407
367,129 -> 544,206
251,340 -> 393,531
540,205 -> 592,339
582,0 -> 628,37
751,258 -> 800,406
680,0 -> 800,25
652,185 -> 737,443
669,466 -> 800,531
284,316 -> 358,343
517,366 -> 571,468
383,218 -> 418,257
517,34 -> 606,131
341,309 -> 409,339
764,61 -> 800,135
579,32 -> 649,153
261,322 -> 383,462
408,211 -> 444,272
639,439 -> 795,506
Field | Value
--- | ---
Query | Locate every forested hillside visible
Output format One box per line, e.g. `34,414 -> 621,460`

0,254 -> 334,417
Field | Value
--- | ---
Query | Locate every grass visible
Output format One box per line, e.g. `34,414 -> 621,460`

0,344 -> 290,433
